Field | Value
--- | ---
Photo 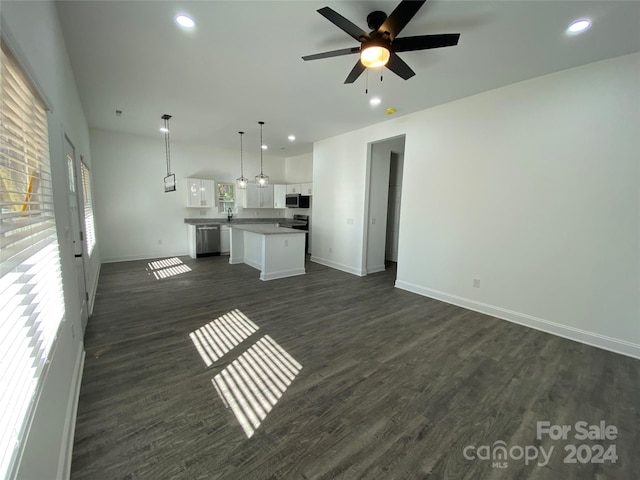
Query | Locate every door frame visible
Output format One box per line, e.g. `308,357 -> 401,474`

63,134 -> 89,328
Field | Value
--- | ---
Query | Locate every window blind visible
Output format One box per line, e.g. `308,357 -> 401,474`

80,160 -> 96,256
0,41 -> 66,478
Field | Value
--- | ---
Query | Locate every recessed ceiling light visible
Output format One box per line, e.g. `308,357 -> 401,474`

175,15 -> 195,28
567,19 -> 591,34
261,145 -> 268,150
370,97 -> 382,106
288,135 -> 296,141
160,127 -> 169,133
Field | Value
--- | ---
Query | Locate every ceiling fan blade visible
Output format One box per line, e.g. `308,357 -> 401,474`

378,0 -> 427,41
302,47 -> 361,61
344,61 -> 366,84
317,6 -> 370,42
386,52 -> 415,80
393,33 -> 460,52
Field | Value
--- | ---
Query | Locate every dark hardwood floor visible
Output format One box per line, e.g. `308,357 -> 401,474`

71,255 -> 640,480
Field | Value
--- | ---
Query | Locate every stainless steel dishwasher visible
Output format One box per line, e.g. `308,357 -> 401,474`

195,225 -> 221,257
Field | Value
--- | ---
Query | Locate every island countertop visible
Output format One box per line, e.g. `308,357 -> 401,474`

184,217 -> 305,227
230,224 -> 306,235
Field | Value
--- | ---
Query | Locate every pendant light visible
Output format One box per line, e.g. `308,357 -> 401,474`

236,131 -> 248,189
161,114 -> 176,192
255,121 -> 269,187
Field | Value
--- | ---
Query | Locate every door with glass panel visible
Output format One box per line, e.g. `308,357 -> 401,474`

64,136 -> 88,325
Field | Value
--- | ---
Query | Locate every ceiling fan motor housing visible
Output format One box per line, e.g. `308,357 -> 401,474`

367,11 -> 388,32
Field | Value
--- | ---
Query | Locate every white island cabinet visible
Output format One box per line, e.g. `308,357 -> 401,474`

229,224 -> 306,281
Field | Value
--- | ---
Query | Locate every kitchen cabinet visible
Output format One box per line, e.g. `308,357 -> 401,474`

273,184 -> 287,209
220,224 -> 230,254
300,183 -> 312,196
242,184 -> 274,208
186,178 -> 215,208
286,184 -> 301,194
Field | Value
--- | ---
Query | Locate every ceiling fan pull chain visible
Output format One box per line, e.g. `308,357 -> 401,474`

365,67 -> 369,94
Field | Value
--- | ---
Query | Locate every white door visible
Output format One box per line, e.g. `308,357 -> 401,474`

65,137 -> 88,326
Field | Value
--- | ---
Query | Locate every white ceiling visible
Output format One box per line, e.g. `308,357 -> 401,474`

55,1 -> 640,158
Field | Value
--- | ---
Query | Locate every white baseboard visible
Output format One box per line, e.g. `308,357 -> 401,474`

366,264 -> 386,274
243,258 -> 262,271
395,280 -> 640,360
56,345 -> 85,480
310,256 -> 365,276
87,262 -> 100,316
261,268 -> 306,281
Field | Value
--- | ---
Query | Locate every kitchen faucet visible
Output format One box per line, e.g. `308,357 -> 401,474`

227,207 -> 233,222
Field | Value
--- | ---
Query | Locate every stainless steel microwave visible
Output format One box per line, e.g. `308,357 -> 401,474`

286,194 -> 310,208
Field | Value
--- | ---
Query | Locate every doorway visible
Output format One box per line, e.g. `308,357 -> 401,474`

64,136 -> 88,329
364,135 -> 405,278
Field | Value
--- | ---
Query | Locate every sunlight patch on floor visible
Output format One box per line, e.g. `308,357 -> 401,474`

189,309 -> 259,366
147,257 -> 192,279
212,335 -> 302,438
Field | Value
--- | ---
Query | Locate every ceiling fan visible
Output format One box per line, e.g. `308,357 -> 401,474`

302,0 -> 460,83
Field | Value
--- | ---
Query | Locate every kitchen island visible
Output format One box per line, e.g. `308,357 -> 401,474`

229,224 -> 306,281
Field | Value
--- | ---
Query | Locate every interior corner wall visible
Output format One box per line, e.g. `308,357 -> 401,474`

2,1 -> 95,478
90,129 -> 286,262
284,152 -> 313,183
312,53 -> 640,359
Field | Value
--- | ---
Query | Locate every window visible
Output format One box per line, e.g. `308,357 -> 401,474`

80,159 -> 96,256
0,41 -> 66,478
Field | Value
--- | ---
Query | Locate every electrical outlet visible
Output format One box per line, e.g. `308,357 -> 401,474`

158,239 -> 162,245
347,218 -> 354,225
371,218 -> 376,225
329,247 -> 333,253
284,239 -> 289,247
473,278 -> 481,288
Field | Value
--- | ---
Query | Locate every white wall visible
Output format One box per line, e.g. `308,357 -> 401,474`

312,53 -> 640,359
284,152 -> 313,183
90,129 -> 287,262
1,0 -> 97,477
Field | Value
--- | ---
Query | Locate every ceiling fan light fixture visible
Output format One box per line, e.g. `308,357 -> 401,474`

360,44 -> 390,68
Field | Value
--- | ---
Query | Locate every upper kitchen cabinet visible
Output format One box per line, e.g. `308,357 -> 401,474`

286,183 -> 312,195
273,184 -> 287,209
186,178 -> 215,208
242,184 -> 274,208
301,183 -> 312,196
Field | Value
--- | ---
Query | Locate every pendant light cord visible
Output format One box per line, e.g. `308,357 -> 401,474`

239,131 -> 244,177
259,121 -> 264,175
162,114 -> 172,175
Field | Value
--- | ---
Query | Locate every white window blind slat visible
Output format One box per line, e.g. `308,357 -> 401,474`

0,40 -> 66,478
